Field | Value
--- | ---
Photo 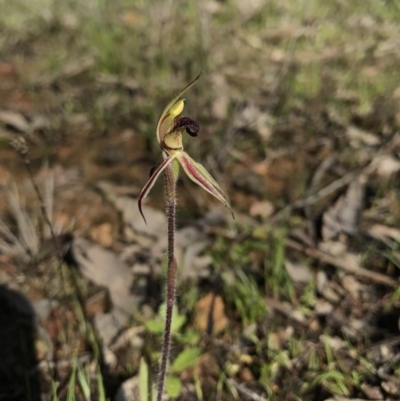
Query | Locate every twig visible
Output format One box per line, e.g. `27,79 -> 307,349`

271,168 -> 360,223
271,134 -> 400,223
285,238 -> 397,287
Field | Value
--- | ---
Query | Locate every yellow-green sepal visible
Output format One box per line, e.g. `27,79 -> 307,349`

156,73 -> 202,143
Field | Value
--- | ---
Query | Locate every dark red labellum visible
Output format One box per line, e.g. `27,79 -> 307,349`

173,116 -> 200,137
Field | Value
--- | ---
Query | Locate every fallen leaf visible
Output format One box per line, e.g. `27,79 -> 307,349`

285,259 -> 312,283
0,110 -> 30,132
367,224 -> 400,243
240,368 -> 254,382
70,237 -> 144,344
181,241 -> 211,279
315,299 -> 333,315
374,155 -> 400,177
346,125 -> 380,147
33,299 -> 56,321
360,383 -> 384,400
96,181 -> 166,238
114,374 -> 139,401
325,398 -> 372,401
381,381 -> 399,396
70,237 -> 137,306
89,223 -> 113,247
322,175 -> 367,241
250,200 -> 275,218
195,293 -> 228,334
340,274 -> 362,298
85,290 -> 111,317
316,271 -> 340,303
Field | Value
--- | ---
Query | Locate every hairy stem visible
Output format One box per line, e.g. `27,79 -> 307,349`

157,161 -> 177,401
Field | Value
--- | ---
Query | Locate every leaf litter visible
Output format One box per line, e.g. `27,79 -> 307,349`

1,2 -> 400,400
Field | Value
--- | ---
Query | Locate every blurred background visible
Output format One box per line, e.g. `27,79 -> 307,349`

1,0 -> 400,400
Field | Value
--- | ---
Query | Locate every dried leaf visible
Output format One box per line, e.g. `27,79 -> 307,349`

367,224 -> 400,243
0,110 -> 30,132
322,175 -> 367,241
285,260 -> 312,283
346,125 -> 380,147
96,181 -> 166,238
114,376 -> 139,401
250,200 -> 275,218
71,238 -> 132,300
325,398 -> 372,401
195,293 -> 228,334
375,155 -> 400,177
85,290 -> 110,317
360,383 -> 384,400
70,238 -> 143,344
89,223 -> 114,247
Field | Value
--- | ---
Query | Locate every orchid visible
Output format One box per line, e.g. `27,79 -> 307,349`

137,74 -> 233,401
138,73 -> 233,223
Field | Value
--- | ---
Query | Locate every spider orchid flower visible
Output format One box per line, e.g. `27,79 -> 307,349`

138,74 -> 234,223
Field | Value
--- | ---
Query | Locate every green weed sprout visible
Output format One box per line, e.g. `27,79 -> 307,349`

138,73 -> 233,401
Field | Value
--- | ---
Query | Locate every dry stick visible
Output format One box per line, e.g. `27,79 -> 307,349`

270,133 -> 400,224
285,238 -> 397,287
157,161 -> 178,401
270,168 -> 361,223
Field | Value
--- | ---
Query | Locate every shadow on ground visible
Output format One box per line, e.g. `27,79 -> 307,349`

0,285 -> 41,401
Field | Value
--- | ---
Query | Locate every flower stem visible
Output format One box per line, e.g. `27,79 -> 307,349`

157,161 -> 178,401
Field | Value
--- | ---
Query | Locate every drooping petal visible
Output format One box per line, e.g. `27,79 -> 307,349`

156,73 -> 202,143
177,152 -> 234,218
138,154 -> 176,224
